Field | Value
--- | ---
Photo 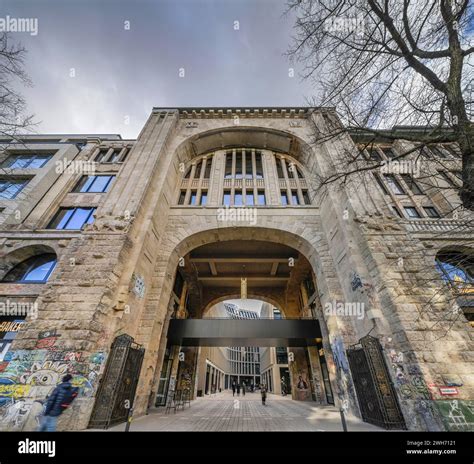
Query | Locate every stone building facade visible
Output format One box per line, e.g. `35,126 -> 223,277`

0,107 -> 472,431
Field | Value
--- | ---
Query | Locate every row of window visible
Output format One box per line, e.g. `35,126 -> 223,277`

178,189 -> 311,207
0,174 -> 114,200
361,143 -> 461,161
392,205 -> 440,219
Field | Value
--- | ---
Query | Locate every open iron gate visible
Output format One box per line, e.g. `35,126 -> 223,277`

88,334 -> 145,429
347,335 -> 406,430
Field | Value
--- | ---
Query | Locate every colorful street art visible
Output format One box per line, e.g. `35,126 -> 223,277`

0,346 -> 107,431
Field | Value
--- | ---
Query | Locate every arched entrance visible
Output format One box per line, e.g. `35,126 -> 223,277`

143,231 -> 340,415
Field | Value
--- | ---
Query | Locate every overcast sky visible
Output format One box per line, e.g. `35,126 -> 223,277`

2,0 -> 314,139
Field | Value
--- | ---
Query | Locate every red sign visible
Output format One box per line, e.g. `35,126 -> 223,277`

439,387 -> 458,396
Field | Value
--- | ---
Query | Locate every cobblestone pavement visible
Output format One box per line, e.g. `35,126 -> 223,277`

107,390 -> 384,432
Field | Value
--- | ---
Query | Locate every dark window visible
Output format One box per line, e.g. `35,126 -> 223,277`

73,175 -> 114,193
255,152 -> 263,178
257,190 -> 266,205
194,161 -> 202,179
381,147 -> 396,158
281,191 -> 289,205
404,206 -> 421,218
0,178 -> 30,199
245,152 -> 252,179
367,148 -> 382,161
423,206 -> 440,218
302,190 -> 311,205
225,153 -> 233,178
391,206 -> 403,218
48,207 -> 96,230
178,191 -> 186,205
204,158 -> 212,178
2,254 -> 57,283
373,173 -> 389,194
276,160 -> 284,179
95,149 -> 109,162
109,150 -> 122,163
384,174 -> 405,195
2,154 -> 52,169
401,174 -> 423,195
235,151 -> 243,179
291,191 -> 300,205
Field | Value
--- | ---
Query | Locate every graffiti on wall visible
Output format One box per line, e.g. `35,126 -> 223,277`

0,346 -> 107,431
435,400 -> 474,432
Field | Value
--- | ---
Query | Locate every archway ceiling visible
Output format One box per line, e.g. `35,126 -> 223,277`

189,128 -> 297,157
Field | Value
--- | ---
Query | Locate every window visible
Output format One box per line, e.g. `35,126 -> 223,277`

234,190 -> 243,206
291,191 -> 300,205
423,206 -> 440,218
367,148 -> 382,161
435,250 -> 474,301
404,206 -> 421,218
223,191 -> 231,206
246,193 -> 254,206
194,161 -> 202,179
235,151 -> 243,179
48,207 -> 96,230
225,153 -> 233,178
373,173 -> 389,194
245,152 -> 252,179
178,191 -> 186,205
73,175 -> 114,193
96,148 -> 127,163
400,174 -> 423,195
302,190 -> 311,205
0,178 -> 30,199
276,160 -> 284,179
391,206 -> 403,218
384,174 -> 405,195
257,190 -> 266,205
1,153 -> 52,169
204,159 -> 212,178
2,254 -> 57,283
381,147 -> 396,158
200,191 -> 208,206
281,191 -> 289,205
190,191 -> 197,206
0,316 -> 26,362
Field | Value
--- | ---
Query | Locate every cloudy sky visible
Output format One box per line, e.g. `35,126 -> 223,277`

2,0 -> 314,139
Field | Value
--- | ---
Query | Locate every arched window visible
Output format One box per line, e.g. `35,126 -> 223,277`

435,250 -> 474,294
178,155 -> 213,206
274,154 -> 310,205
2,253 -> 57,283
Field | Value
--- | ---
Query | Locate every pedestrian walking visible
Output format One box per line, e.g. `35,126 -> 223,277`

261,384 -> 267,405
236,383 -> 241,396
242,381 -> 246,396
38,374 -> 78,432
232,381 -> 236,397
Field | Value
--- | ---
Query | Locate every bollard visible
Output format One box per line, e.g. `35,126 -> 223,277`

340,407 -> 348,432
125,407 -> 134,432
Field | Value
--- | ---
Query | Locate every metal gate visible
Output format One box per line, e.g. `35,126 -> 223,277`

347,335 -> 406,430
88,334 -> 145,429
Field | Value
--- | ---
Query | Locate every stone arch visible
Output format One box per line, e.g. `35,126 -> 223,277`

0,244 -> 58,281
173,125 -> 315,171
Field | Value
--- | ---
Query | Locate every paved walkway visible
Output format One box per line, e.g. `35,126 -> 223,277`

107,390 -> 383,432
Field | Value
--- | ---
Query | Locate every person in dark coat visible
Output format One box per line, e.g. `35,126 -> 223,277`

261,384 -> 267,405
38,374 -> 78,432
236,383 -> 241,396
242,381 -> 246,396
232,381 -> 236,397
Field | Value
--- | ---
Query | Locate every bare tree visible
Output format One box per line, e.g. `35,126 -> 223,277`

287,0 -> 474,210
0,32 -> 34,144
